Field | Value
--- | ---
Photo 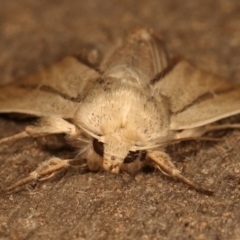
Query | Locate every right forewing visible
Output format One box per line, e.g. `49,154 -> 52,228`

154,60 -> 240,130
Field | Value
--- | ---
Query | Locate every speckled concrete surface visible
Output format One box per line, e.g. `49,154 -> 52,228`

0,1 -> 240,239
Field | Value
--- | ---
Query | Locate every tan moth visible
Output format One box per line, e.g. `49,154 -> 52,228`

1,28 -> 240,193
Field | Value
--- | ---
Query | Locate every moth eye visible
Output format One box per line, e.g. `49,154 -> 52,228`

123,150 -> 146,164
93,138 -> 104,157
124,151 -> 139,163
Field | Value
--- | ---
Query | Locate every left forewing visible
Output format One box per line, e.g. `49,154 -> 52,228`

0,57 -> 100,119
154,59 -> 240,130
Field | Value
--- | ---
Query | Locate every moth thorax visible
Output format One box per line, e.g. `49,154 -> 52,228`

103,135 -> 131,174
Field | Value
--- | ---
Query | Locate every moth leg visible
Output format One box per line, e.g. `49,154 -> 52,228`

0,116 -> 79,145
4,157 -> 79,192
147,150 -> 213,194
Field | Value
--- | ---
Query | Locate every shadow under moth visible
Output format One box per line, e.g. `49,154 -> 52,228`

1,28 -> 240,194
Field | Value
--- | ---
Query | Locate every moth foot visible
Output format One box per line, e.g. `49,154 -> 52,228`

4,157 -> 72,193
147,150 -> 214,195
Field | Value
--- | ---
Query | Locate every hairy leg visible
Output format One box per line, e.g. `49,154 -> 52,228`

4,157 -> 88,192
147,150 -> 213,194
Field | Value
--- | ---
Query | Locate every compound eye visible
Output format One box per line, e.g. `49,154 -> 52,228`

123,151 -> 139,163
123,150 -> 147,164
93,138 -> 104,157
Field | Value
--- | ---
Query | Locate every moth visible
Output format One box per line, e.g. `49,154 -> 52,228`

1,28 -> 240,193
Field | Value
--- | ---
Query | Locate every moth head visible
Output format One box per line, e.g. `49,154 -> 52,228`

101,134 -> 133,173
91,132 -> 146,173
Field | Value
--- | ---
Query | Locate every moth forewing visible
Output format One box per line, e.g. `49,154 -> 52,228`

0,57 -> 100,118
154,59 -> 240,130
1,28 -> 240,193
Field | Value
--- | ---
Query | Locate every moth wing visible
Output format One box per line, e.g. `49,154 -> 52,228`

101,28 -> 169,88
0,57 -> 100,119
154,59 -> 240,130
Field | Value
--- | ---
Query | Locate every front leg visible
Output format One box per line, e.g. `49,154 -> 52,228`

147,150 -> 213,194
4,157 -> 88,192
1,116 -> 84,192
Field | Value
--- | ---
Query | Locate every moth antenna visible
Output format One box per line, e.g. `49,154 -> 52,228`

0,131 -> 29,145
132,136 -> 220,151
0,117 -> 81,146
76,136 -> 91,143
147,150 -> 214,195
206,124 -> 240,132
162,136 -> 220,146
78,125 -> 102,141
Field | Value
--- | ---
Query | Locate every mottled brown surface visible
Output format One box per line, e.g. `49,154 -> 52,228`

0,0 -> 240,239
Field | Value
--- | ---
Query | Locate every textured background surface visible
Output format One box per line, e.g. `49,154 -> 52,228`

0,0 -> 240,239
